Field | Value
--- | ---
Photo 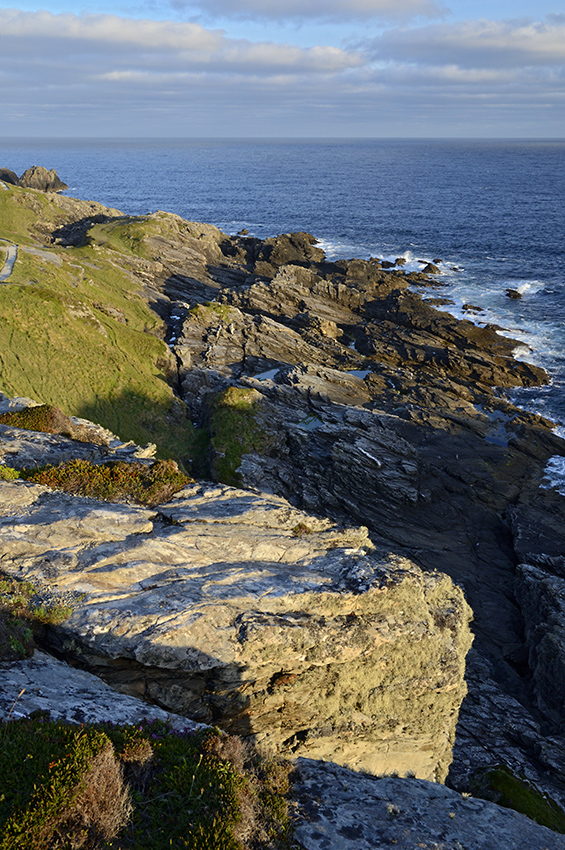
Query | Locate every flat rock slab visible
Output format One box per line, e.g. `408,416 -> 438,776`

293,759 -> 565,850
0,650 -> 205,731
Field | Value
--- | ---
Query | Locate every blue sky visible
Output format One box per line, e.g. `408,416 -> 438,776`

0,0 -> 564,137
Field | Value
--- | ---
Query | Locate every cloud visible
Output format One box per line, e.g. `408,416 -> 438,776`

168,0 -> 445,22
0,8 -> 563,138
0,9 -> 361,75
366,18 -> 565,68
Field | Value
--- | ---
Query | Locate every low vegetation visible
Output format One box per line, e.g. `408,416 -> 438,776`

209,387 -> 269,486
0,404 -> 75,435
0,185 -> 195,468
21,458 -> 191,508
0,574 -> 74,663
0,718 -> 293,850
470,764 -> 565,834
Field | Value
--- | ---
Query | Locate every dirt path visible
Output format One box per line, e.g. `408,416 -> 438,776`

0,243 -> 17,281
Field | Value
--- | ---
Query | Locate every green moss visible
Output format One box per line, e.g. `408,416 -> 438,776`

470,764 -> 565,833
190,301 -> 232,322
87,217 -> 153,258
291,523 -> 313,537
23,458 -> 191,507
209,388 -> 269,486
0,466 -> 20,481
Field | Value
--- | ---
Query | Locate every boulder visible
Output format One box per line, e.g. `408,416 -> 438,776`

18,166 -> 68,192
0,167 -> 19,186
0,475 -> 473,783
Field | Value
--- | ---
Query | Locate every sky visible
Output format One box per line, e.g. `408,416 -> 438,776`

0,0 -> 564,137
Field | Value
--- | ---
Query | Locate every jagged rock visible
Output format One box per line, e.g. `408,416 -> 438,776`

0,424 -> 108,469
448,648 -> 565,809
421,262 -> 441,274
0,474 -> 473,782
18,165 -> 68,192
292,759 -> 565,850
516,563 -> 565,730
0,650 -> 206,731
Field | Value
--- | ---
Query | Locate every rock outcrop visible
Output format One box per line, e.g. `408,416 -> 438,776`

17,165 -> 68,193
0,650 -> 205,732
0,452 -> 472,781
292,759 -> 565,850
2,181 -> 565,832
0,167 -> 19,186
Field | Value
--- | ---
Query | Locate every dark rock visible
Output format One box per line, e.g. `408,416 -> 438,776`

507,288 -> 523,299
0,167 -> 19,186
293,758 -> 565,850
421,262 -> 441,274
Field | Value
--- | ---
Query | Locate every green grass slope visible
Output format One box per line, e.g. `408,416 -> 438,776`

0,184 -> 197,467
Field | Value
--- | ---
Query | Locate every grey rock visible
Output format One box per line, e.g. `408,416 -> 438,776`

516,563 -> 565,729
292,758 -> 565,850
0,650 -> 206,731
0,167 -> 19,186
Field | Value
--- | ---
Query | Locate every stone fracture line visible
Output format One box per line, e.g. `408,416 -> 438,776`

0,243 -> 17,281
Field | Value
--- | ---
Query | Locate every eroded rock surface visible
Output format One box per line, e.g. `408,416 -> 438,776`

0,473 -> 472,782
3,190 -> 565,819
113,220 -> 565,806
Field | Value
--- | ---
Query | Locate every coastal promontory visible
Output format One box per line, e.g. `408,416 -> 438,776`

2,172 -> 565,846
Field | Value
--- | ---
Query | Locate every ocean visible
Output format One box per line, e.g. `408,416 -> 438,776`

2,137 -> 564,483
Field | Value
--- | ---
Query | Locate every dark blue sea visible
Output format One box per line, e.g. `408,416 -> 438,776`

2,137 -> 565,484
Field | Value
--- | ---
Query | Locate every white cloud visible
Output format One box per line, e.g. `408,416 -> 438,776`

0,8 -> 563,137
0,9 -> 361,75
367,18 -> 565,68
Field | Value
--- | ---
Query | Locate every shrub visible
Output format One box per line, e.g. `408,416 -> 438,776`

0,720 -> 131,849
0,718 -> 293,850
23,458 -> 190,507
0,574 -> 74,662
0,404 -> 74,436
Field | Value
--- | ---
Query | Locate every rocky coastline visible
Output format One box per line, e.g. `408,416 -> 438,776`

2,171 -> 565,846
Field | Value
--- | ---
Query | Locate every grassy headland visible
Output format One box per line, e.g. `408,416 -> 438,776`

0,184 -> 199,468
